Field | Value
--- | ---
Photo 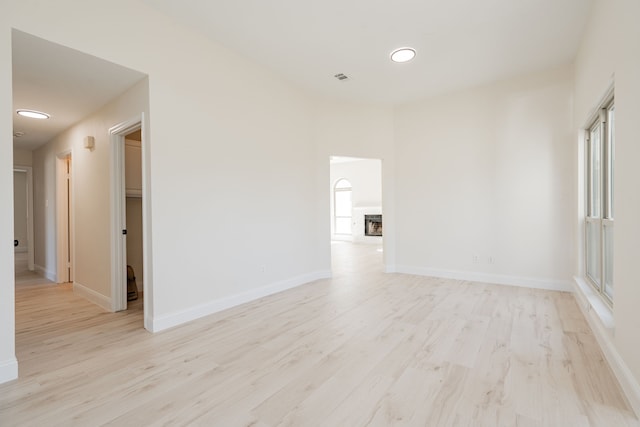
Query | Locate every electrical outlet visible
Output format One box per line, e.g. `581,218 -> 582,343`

472,255 -> 480,263
488,256 -> 494,264
260,265 -> 266,273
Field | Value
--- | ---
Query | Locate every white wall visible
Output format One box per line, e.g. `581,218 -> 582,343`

13,148 -> 32,166
329,158 -> 382,243
0,20 -> 17,382
330,159 -> 382,209
573,0 -> 640,408
394,66 -> 575,289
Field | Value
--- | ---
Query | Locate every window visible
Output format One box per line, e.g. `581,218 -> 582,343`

585,99 -> 614,303
334,179 -> 352,235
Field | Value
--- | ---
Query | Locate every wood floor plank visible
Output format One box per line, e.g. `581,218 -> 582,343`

1,244 -> 637,426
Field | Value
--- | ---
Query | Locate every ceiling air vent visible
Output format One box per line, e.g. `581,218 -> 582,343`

334,73 -> 348,81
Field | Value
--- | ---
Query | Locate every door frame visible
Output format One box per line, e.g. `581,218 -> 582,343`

13,166 -> 34,271
55,151 -> 73,283
109,114 -> 151,329
328,155 -> 389,269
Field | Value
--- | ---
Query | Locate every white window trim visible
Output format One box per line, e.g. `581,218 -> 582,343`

584,93 -> 614,306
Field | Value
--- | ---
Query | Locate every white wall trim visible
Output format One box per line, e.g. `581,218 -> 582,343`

150,270 -> 332,332
55,150 -> 74,284
0,358 -> 18,384
73,281 -> 111,312
572,277 -> 640,417
109,120 -> 133,312
572,276 -> 615,329
109,115 -> 147,315
384,264 -> 397,273
34,264 -> 56,282
395,265 -> 573,292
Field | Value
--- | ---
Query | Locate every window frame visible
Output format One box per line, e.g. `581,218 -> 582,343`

584,96 -> 614,305
333,178 -> 353,235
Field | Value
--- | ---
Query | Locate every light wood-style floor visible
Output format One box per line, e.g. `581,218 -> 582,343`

13,252 -> 50,287
1,244 -> 637,426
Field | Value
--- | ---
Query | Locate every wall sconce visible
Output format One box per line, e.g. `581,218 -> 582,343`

84,136 -> 95,150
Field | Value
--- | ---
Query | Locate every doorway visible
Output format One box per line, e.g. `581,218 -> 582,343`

13,167 -> 34,272
329,156 -> 383,272
109,116 -> 148,326
124,130 -> 143,309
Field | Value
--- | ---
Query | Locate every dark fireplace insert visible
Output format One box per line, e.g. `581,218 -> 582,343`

364,214 -> 382,236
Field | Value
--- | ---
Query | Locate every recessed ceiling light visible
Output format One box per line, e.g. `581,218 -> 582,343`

390,48 -> 416,63
16,109 -> 50,119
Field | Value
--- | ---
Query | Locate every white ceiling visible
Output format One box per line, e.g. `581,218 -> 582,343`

12,30 -> 146,151
145,0 -> 594,104
12,1 -> 594,151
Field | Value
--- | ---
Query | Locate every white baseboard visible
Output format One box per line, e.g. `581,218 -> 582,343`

572,277 -> 640,417
0,357 -> 18,384
150,270 -> 332,332
394,265 -> 573,292
73,281 -> 111,312
34,264 -> 56,282
572,276 -> 614,329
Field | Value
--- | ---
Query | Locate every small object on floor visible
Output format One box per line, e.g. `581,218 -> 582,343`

127,265 -> 138,301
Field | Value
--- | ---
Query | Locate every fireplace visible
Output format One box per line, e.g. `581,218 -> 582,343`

364,214 -> 382,237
